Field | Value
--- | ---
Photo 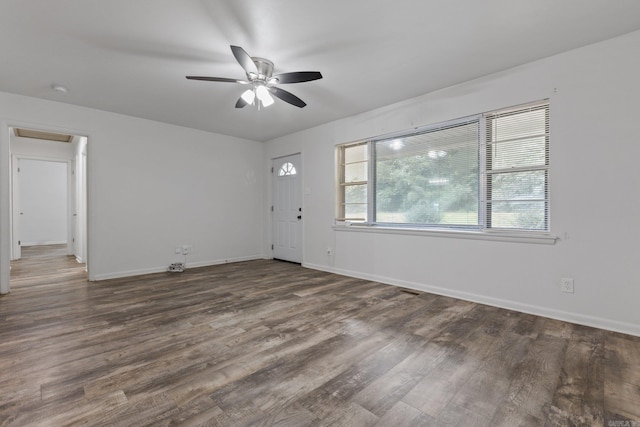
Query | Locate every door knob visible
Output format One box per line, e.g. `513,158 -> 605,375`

297,215 -> 302,220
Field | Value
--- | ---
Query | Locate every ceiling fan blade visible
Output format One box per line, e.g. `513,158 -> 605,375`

235,96 -> 249,108
230,45 -> 258,76
271,71 -> 323,84
269,87 -> 307,108
186,76 -> 245,83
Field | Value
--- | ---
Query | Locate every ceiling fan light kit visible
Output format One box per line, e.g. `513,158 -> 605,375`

187,45 -> 322,109
240,88 -> 255,104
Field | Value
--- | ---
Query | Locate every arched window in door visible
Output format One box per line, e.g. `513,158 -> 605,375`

277,162 -> 297,176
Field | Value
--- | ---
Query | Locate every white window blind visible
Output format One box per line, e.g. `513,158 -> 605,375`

485,102 -> 549,230
374,120 -> 480,226
338,142 -> 368,221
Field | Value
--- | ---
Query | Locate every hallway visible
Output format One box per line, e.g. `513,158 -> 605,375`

10,244 -> 86,286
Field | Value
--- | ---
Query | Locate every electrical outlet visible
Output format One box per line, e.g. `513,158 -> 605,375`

182,245 -> 193,255
560,278 -> 574,293
327,247 -> 332,256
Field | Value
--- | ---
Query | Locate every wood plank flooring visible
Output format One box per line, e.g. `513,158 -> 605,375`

1,245 -> 640,426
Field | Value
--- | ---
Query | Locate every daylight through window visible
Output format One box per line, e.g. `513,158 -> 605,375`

278,162 -> 297,176
375,119 -> 479,226
485,103 -> 549,230
336,100 -> 550,233
337,142 -> 368,221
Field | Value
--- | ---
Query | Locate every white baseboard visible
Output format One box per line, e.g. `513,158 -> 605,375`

92,254 -> 268,281
21,240 -> 67,246
303,262 -> 640,338
185,254 -> 269,269
92,266 -> 168,281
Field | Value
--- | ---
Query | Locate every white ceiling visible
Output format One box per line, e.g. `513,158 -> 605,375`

2,1 -> 640,142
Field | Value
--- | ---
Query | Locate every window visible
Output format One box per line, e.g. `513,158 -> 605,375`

336,100 -> 550,233
375,118 -> 479,226
278,162 -> 297,176
337,142 -> 368,221
485,103 -> 549,230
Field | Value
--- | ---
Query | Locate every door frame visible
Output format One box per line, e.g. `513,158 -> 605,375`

1,119 -> 93,295
11,155 -> 73,259
271,153 -> 303,263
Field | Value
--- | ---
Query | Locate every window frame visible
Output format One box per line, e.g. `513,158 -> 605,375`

335,100 -> 554,242
277,162 -> 297,176
336,141 -> 369,222
483,101 -> 550,232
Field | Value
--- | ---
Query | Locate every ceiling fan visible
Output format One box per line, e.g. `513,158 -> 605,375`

186,45 -> 322,109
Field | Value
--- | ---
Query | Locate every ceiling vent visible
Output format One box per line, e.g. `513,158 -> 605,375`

14,128 -> 73,143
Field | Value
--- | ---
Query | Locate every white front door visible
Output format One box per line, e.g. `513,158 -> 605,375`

272,154 -> 302,263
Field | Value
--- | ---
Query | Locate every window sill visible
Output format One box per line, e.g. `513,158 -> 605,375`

332,224 -> 558,245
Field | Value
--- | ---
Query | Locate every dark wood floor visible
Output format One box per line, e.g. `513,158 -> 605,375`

1,246 -> 639,426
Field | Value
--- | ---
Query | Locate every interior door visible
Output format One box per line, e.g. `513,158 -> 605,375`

272,154 -> 302,263
17,159 -> 68,247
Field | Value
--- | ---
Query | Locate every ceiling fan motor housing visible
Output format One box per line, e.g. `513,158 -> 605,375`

251,57 -> 274,80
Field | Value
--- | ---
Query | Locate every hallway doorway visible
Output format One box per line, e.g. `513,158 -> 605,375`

8,127 -> 89,292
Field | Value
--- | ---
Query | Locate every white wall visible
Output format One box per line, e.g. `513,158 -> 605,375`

264,30 -> 640,336
0,93 -> 265,290
17,159 -> 68,245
